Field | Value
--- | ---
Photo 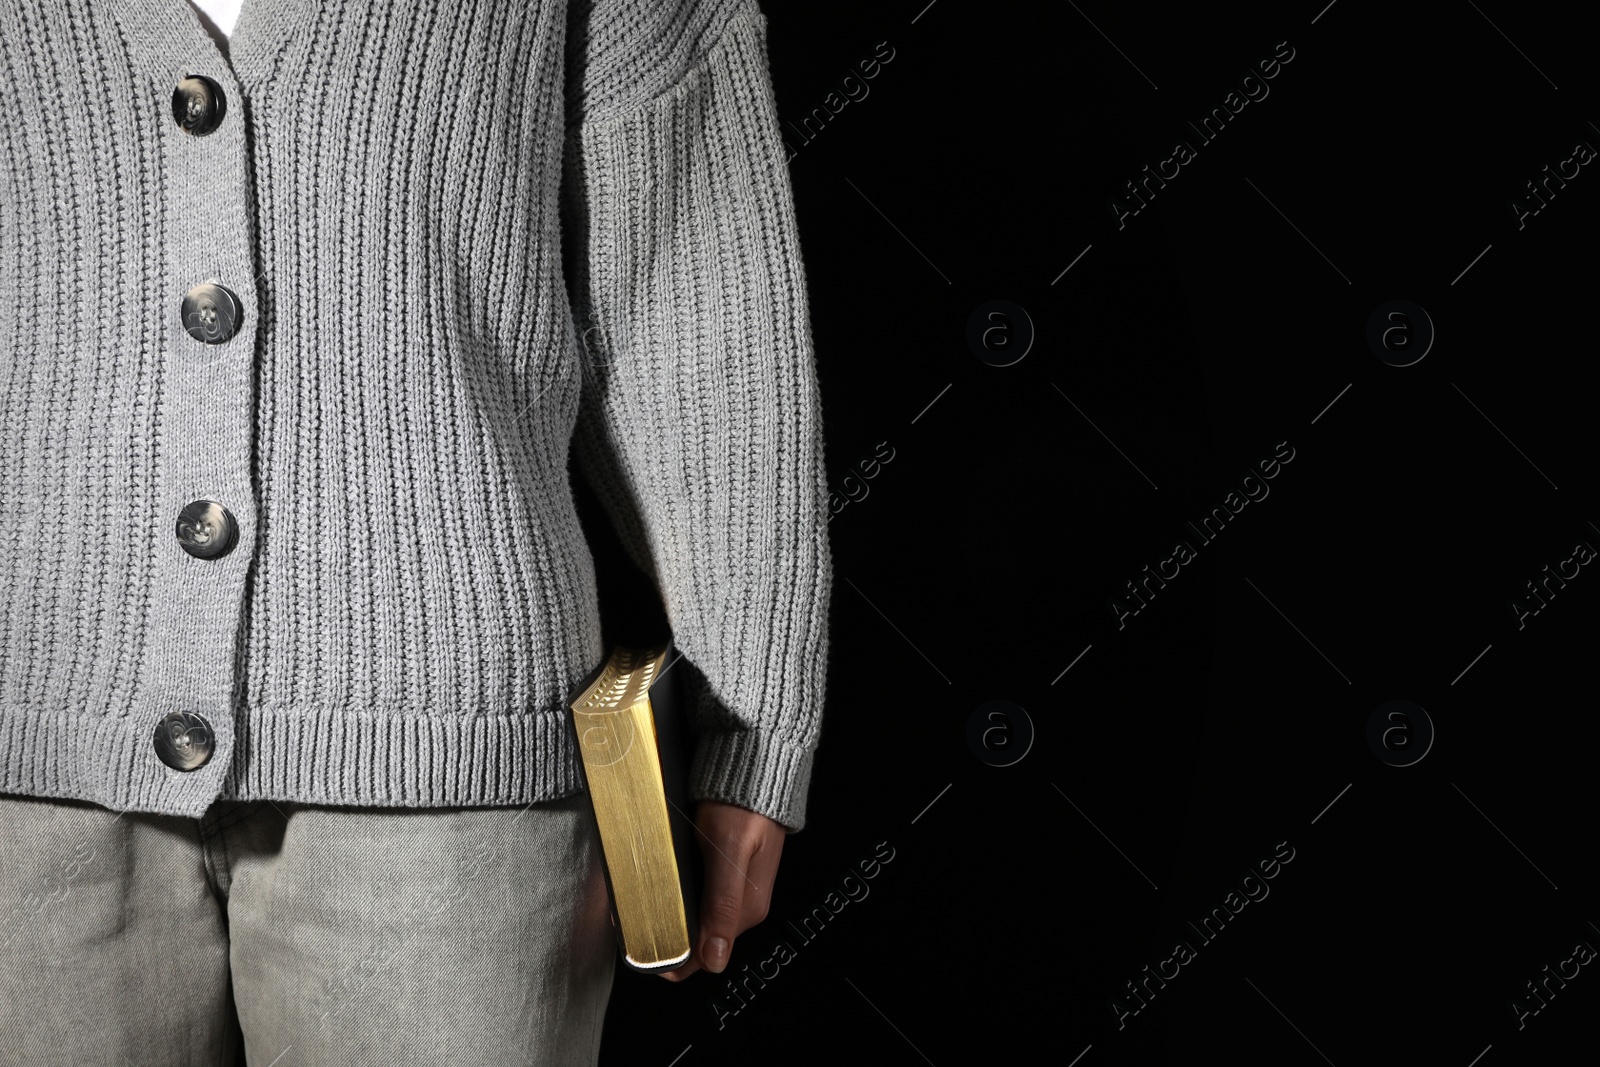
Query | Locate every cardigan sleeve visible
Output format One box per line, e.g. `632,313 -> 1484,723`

560,0 -> 831,833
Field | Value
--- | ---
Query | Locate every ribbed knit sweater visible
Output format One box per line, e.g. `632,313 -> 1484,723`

0,0 -> 831,831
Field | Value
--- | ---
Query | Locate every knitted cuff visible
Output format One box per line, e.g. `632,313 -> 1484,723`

689,727 -> 817,834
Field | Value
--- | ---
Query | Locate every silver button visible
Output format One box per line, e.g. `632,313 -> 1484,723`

181,283 -> 243,344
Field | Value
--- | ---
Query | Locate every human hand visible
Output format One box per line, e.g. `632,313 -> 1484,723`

659,800 -> 786,981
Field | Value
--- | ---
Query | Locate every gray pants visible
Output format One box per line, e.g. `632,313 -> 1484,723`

0,790 -> 616,1066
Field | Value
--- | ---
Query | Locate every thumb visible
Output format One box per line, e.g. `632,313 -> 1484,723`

697,819 -> 752,979
697,833 -> 745,975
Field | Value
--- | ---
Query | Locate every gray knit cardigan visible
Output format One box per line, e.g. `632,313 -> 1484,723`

0,0 -> 831,831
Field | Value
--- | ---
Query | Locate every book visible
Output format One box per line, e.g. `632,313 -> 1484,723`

566,643 -> 703,973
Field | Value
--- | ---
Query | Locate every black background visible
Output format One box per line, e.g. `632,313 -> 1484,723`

580,1 -> 1599,1063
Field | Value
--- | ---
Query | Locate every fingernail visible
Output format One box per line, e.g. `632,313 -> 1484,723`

705,937 -> 729,972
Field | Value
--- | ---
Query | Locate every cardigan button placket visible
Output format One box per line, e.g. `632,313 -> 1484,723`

134,54 -> 260,799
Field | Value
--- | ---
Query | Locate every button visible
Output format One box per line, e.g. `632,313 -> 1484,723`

172,75 -> 226,135
153,710 -> 214,771
181,283 -> 243,344
175,500 -> 238,560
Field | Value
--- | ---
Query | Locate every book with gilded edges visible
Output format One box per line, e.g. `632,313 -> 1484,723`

566,643 -> 703,973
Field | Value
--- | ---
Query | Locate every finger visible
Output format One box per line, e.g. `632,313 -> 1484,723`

696,844 -> 749,974
659,960 -> 698,982
695,810 -> 771,974
658,919 -> 706,981
743,832 -> 783,923
660,940 -> 705,981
